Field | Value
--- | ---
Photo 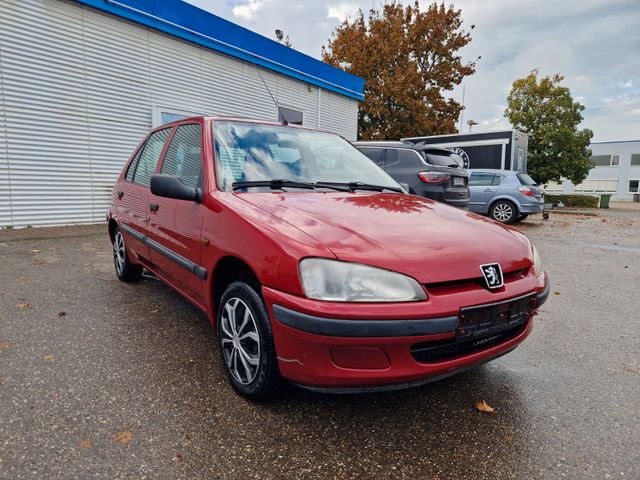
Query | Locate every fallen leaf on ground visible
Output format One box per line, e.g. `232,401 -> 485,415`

15,303 -> 29,309
58,311 -> 66,317
474,400 -> 495,414
31,249 -> 41,254
114,430 -> 133,445
43,354 -> 55,362
174,453 -> 183,463
554,291 -> 561,295
149,309 -> 159,314
622,366 -> 639,376
0,341 -> 13,350
78,439 -> 92,449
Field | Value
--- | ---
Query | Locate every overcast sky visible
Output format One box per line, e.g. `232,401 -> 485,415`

186,0 -> 640,141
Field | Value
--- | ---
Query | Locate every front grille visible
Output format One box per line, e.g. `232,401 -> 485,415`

411,324 -> 526,363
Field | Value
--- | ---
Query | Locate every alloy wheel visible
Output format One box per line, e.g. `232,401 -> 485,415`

493,203 -> 513,222
220,297 -> 261,385
114,231 -> 126,275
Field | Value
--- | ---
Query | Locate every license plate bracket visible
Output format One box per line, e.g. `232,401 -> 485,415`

458,294 -> 535,338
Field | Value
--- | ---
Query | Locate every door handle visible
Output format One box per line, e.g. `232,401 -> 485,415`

483,188 -> 493,192
149,203 -> 159,212
117,191 -> 124,199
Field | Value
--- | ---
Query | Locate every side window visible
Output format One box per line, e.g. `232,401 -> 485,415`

386,148 -> 399,167
492,174 -> 505,185
398,149 -> 422,168
132,128 -> 171,187
125,143 -> 145,182
469,173 -> 495,186
161,124 -> 203,188
358,148 -> 385,168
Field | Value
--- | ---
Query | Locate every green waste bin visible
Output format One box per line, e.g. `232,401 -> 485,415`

599,194 -> 612,209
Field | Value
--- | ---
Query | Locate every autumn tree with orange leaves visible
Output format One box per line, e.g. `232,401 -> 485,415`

322,2 -> 477,140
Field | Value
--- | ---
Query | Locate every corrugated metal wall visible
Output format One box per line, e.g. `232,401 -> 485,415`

0,0 -> 359,227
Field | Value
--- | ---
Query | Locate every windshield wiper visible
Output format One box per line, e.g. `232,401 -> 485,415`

232,179 -> 315,191
322,181 -> 403,193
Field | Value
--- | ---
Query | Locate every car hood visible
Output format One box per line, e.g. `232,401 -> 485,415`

236,192 -> 532,284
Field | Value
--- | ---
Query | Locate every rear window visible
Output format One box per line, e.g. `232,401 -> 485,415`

421,150 -> 462,168
517,173 -> 537,185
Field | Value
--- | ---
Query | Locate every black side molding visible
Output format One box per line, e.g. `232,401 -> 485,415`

119,224 -> 208,280
272,305 -> 458,338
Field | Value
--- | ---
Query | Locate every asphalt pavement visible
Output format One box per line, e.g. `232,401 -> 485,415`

1,211 -> 639,479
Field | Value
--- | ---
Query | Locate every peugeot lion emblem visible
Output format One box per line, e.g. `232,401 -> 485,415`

480,263 -> 504,289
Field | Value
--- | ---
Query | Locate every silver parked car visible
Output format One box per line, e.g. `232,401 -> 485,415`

468,169 -> 544,224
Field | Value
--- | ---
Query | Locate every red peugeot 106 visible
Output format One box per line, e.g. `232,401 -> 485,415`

108,117 -> 549,400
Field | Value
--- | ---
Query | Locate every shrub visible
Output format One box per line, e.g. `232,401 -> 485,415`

544,194 -> 599,208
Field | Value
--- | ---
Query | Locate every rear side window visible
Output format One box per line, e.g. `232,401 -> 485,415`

469,172 -> 495,186
517,173 -> 537,185
398,149 -> 422,168
132,128 -> 171,187
358,147 -> 385,168
125,144 -> 145,182
492,174 -> 505,185
161,124 -> 203,188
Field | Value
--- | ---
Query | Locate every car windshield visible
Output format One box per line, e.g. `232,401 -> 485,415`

420,150 -> 463,168
517,173 -> 537,186
213,121 -> 400,191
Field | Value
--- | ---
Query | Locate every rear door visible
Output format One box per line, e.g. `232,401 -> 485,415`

147,122 -> 207,306
468,172 -> 499,211
116,128 -> 172,264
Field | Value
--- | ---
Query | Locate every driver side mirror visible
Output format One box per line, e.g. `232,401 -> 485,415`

150,174 -> 201,202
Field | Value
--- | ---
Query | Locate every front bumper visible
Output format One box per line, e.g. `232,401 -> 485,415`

263,275 -> 549,391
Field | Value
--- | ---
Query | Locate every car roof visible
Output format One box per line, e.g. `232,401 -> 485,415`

353,141 -> 454,154
151,115 -> 335,135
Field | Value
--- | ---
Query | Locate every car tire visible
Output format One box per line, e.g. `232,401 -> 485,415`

217,281 -> 282,401
516,213 -> 529,222
490,200 -> 517,224
113,226 -> 143,282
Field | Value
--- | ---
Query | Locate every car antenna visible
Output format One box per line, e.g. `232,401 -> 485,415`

254,63 -> 288,125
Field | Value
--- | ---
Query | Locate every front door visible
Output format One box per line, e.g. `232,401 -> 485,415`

147,123 -> 206,307
468,172 -> 500,212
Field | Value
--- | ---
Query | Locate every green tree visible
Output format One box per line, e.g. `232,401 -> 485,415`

322,2 -> 477,140
505,70 -> 593,185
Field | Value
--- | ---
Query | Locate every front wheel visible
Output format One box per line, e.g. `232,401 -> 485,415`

490,200 -> 517,224
217,281 -> 282,401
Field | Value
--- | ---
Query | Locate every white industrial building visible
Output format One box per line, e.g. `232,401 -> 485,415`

0,0 -> 364,227
544,139 -> 640,201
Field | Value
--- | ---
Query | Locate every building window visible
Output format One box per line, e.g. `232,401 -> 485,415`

591,154 -> 620,167
278,106 -> 303,125
574,180 -> 618,193
631,154 -> 640,166
152,106 -> 205,127
629,180 -> 640,194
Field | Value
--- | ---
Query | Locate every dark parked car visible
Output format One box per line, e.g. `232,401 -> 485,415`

468,169 -> 544,224
108,117 -> 548,400
354,141 -> 469,208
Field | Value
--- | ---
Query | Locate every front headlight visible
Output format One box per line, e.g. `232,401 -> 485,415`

532,244 -> 543,277
299,258 -> 427,302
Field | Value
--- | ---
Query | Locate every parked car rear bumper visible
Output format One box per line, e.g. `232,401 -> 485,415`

519,201 -> 545,214
418,186 -> 469,208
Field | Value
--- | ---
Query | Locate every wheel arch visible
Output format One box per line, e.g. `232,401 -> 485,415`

489,196 -> 521,215
211,256 -> 260,323
108,218 -> 118,243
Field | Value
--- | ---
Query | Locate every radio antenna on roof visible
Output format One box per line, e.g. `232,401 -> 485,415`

254,63 -> 288,125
